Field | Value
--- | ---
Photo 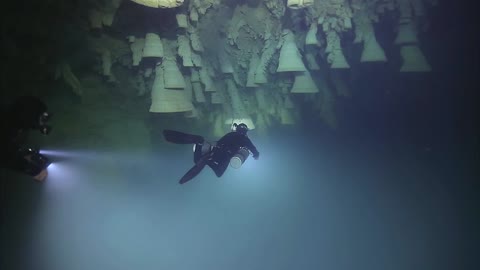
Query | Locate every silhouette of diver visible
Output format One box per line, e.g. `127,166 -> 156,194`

1,96 -> 52,181
163,123 -> 260,184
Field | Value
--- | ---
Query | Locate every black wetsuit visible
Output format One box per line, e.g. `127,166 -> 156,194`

206,131 -> 259,177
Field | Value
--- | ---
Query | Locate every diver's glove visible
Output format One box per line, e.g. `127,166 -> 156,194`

253,153 -> 259,160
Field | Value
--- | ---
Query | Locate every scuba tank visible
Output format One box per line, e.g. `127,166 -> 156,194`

229,147 -> 250,169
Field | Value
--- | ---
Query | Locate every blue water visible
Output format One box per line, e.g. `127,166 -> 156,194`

2,131 -> 474,270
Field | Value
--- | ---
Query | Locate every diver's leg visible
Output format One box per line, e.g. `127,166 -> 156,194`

207,151 -> 230,178
179,154 -> 210,184
194,142 -> 214,163
163,130 -> 204,144
213,161 -> 229,177
193,143 -> 203,163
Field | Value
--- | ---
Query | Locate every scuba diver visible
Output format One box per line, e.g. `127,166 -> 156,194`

0,96 -> 52,181
163,123 -> 260,184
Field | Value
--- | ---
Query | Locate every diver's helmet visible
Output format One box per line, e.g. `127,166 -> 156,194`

233,123 -> 249,135
230,147 -> 250,169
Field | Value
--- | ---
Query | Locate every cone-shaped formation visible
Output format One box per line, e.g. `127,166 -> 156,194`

255,112 -> 268,136
144,67 -> 153,77
192,81 -> 206,103
178,35 -> 194,67
188,27 -> 204,52
291,71 -> 319,93
397,0 -> 413,20
211,91 -> 225,104
199,67 -> 215,92
411,0 -> 425,16
150,66 -> 193,113
101,50 -> 112,77
224,79 -> 255,129
353,7 -> 387,63
284,95 -> 295,109
305,23 -> 318,45
136,74 -> 147,96
246,53 -> 259,87
394,22 -> 417,45
283,95 -> 295,109
143,33 -> 164,58
213,114 -> 225,137
400,45 -> 431,72
280,108 -> 295,125
277,30 -> 307,72
191,52 -> 203,67
361,32 -> 387,62
176,14 -> 188,28
130,0 -> 185,8
304,51 -> 320,70
326,31 -> 350,69
190,7 -> 199,22
185,106 -> 199,118
102,11 -> 115,27
191,69 -> 200,82
319,85 -> 337,129
254,62 -> 268,84
331,71 -> 351,98
287,0 -> 314,9
184,76 -> 193,101
255,40 -> 277,84
88,9 -> 103,29
255,88 -> 268,109
130,38 -> 145,66
163,58 -> 186,89
219,50 -> 234,73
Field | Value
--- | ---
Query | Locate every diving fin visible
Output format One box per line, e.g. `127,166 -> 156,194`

179,163 -> 205,184
163,130 -> 204,144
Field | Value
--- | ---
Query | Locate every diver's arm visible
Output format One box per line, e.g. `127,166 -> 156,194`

244,137 -> 260,159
